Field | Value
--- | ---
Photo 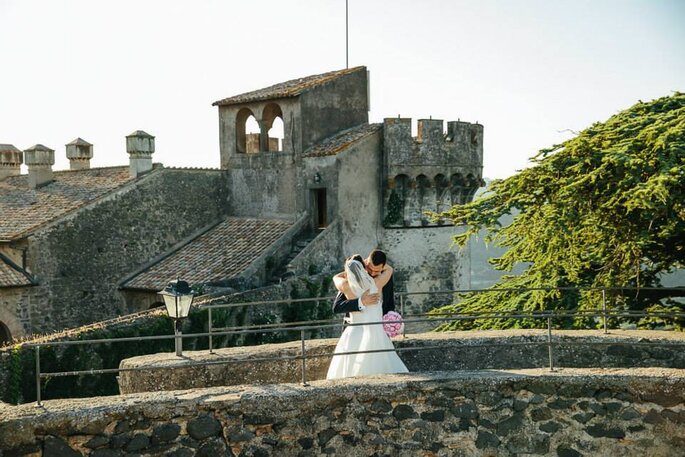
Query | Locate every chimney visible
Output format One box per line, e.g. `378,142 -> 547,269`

66,138 -> 93,170
0,144 -> 23,181
126,130 -> 155,178
24,144 -> 55,189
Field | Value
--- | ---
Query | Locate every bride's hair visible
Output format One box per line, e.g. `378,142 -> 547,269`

345,259 -> 374,295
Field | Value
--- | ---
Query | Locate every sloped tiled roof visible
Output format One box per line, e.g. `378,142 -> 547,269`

122,217 -> 294,291
0,254 -> 33,288
303,123 -> 382,158
0,167 -> 136,241
212,66 -> 366,106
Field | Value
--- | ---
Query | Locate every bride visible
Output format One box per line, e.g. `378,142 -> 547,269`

326,258 -> 408,379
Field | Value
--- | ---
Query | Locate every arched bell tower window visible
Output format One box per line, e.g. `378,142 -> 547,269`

236,108 -> 258,154
263,103 -> 284,152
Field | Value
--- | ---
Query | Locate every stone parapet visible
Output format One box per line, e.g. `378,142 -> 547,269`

118,330 -> 685,395
1,368 -> 684,456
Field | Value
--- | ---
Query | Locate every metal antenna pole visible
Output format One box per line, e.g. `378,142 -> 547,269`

346,0 -> 349,68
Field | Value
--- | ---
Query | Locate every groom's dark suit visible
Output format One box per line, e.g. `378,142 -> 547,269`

332,275 -> 396,317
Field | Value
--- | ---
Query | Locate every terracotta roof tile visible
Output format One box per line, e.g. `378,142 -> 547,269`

303,123 -> 382,158
212,66 -> 366,106
122,217 -> 294,291
0,166 -> 136,240
0,254 -> 33,288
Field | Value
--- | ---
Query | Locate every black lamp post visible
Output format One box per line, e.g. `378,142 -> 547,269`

159,279 -> 195,356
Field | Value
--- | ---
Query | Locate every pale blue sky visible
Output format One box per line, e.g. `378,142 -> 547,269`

1,0 -> 683,178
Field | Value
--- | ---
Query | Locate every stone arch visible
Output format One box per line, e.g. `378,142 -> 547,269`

416,174 -> 432,225
263,103 -> 284,152
416,174 -> 431,203
236,108 -> 259,154
384,174 -> 410,226
0,320 -> 11,346
435,174 -> 449,212
450,173 -> 465,205
395,174 -> 411,199
464,174 -> 480,203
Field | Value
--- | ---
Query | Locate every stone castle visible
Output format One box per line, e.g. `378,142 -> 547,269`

0,66 -> 483,343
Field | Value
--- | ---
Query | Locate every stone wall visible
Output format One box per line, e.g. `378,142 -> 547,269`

2,369 -> 684,456
0,287 -> 30,343
224,152 -> 300,218
337,132 -> 384,257
23,168 -> 230,335
286,219 -> 342,276
300,69 -> 368,151
382,226 -> 469,331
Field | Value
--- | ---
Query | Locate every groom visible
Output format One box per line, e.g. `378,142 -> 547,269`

332,249 -> 396,316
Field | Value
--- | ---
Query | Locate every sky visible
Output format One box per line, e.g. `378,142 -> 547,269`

1,0 -> 683,179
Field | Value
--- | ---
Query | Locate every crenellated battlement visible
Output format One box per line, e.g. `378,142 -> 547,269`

382,117 -> 484,227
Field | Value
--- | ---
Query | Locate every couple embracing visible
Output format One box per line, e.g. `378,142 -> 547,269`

326,249 -> 409,380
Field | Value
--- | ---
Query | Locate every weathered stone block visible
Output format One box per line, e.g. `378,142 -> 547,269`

496,414 -> 524,436
539,421 -> 562,433
187,415 -> 222,440
43,435 -> 80,457
84,435 -> 110,449
530,407 -> 553,422
151,423 -> 180,443
125,433 -> 150,452
420,410 -> 445,422
585,424 -> 625,439
475,430 -> 500,449
556,445 -> 583,457
392,404 -> 417,421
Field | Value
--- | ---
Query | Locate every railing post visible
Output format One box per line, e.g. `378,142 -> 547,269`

35,345 -> 42,406
400,294 -> 406,338
174,320 -> 183,357
208,306 -> 214,354
300,330 -> 309,387
602,289 -> 608,334
547,315 -> 554,372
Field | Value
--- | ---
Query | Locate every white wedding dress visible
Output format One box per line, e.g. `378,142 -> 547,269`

326,280 -> 408,380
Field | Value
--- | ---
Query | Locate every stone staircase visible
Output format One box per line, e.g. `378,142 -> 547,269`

268,229 -> 322,284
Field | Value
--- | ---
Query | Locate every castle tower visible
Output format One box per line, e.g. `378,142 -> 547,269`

382,117 -> 483,227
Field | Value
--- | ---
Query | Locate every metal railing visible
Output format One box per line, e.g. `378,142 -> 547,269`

19,286 -> 685,406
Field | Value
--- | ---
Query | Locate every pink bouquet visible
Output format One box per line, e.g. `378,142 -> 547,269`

383,311 -> 404,338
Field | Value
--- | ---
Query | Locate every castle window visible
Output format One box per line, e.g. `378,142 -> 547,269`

236,108 -> 259,154
263,103 -> 284,152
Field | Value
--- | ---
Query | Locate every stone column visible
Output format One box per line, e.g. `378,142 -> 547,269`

126,130 -> 155,178
24,144 -> 55,189
66,138 -> 93,170
0,144 -> 23,181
